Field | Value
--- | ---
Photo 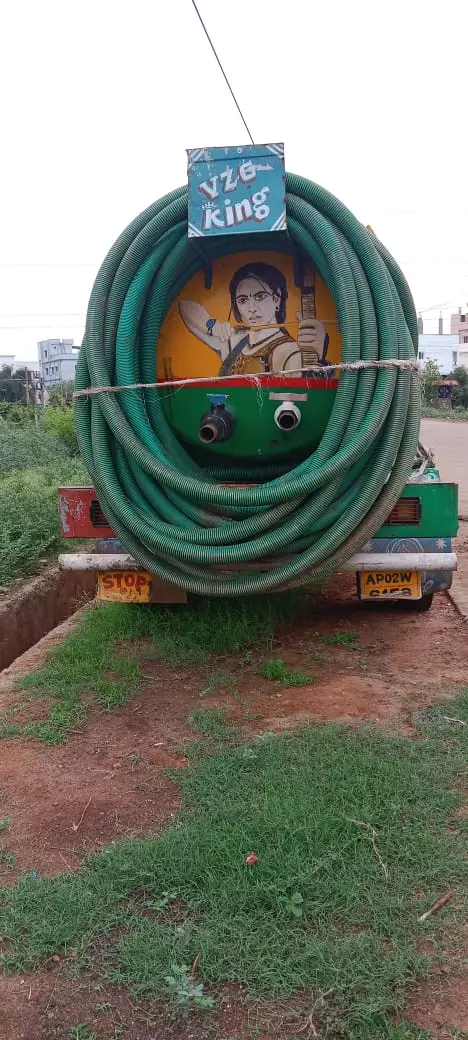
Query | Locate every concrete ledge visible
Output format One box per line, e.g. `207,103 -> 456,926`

0,566 -> 96,671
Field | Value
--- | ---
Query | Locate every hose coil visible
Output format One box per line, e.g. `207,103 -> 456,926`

75,173 -> 420,596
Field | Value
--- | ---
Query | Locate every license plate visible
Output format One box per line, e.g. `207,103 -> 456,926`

359,569 -> 421,600
97,570 -> 152,602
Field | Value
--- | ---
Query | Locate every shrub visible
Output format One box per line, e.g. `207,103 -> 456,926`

43,405 -> 78,454
0,459 -> 86,585
0,418 -> 73,475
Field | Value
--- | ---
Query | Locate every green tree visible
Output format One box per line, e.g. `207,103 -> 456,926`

420,359 -> 441,405
449,365 -> 468,408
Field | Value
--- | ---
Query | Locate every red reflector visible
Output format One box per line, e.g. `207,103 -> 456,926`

385,497 -> 421,525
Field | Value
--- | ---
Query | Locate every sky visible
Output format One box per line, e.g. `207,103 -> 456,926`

1,0 -> 467,363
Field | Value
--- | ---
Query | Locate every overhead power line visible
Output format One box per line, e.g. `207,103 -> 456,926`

190,0 -> 254,145
0,324 -> 84,330
0,313 -> 84,318
0,262 -> 96,268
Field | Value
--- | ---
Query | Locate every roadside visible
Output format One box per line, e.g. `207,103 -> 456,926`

421,419 -> 468,618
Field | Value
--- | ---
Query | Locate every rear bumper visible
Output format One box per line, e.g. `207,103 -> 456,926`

361,537 -> 456,594
58,550 -> 457,575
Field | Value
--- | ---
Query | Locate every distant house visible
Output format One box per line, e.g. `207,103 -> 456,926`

417,333 -> 461,375
0,354 -> 15,370
38,338 -> 79,389
450,308 -> 468,370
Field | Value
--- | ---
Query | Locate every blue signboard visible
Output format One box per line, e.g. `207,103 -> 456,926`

187,144 -> 286,239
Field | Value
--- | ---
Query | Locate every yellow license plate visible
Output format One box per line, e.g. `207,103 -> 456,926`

359,569 -> 421,600
97,570 -> 152,602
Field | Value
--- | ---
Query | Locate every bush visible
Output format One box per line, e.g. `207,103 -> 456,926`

0,459 -> 87,586
0,403 -> 36,426
43,405 -> 78,454
47,380 -> 75,406
0,408 -> 84,583
0,418 -> 74,475
420,359 -> 441,405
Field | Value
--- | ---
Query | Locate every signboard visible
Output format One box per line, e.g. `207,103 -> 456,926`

187,144 -> 286,239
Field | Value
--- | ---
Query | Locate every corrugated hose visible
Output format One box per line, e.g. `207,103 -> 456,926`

74,173 -> 420,596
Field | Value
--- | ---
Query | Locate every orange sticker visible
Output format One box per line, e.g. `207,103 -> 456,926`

97,571 -> 151,603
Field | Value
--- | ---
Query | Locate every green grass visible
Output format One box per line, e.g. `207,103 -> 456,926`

422,406 -> 468,421
0,693 -> 466,1037
0,595 -> 303,744
0,817 -> 15,876
0,458 -> 87,586
0,415 -> 76,475
183,708 -> 242,759
412,695 -> 468,734
141,593 -> 303,665
260,657 -> 314,687
0,411 -> 86,585
199,665 -> 240,697
322,631 -> 359,648
68,1028 -> 98,1040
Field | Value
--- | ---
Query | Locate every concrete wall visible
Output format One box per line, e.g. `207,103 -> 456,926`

418,334 -> 461,374
451,311 -> 468,343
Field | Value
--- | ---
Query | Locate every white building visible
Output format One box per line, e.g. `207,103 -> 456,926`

38,339 -> 79,389
13,360 -> 40,376
450,308 -> 468,370
0,354 -> 15,370
417,334 -> 461,375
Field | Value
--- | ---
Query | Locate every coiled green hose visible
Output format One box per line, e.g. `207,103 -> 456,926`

74,173 -> 420,596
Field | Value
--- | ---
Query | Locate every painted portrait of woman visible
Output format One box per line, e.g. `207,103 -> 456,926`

178,261 -> 329,376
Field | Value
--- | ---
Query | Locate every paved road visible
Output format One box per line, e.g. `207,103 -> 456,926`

421,419 -> 468,617
421,419 -> 468,517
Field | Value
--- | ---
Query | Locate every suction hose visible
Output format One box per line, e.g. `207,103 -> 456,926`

74,173 -> 420,597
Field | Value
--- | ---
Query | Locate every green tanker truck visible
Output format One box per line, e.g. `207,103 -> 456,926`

57,145 -> 458,610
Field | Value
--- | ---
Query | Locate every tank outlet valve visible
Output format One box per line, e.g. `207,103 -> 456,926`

199,403 -> 236,443
274,402 -> 302,431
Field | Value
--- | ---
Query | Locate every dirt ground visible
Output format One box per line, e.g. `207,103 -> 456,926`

0,575 -> 467,1039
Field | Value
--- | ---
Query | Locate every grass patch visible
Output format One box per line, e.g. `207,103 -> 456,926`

145,593 -> 303,665
412,693 -> 468,734
322,631 -> 359,648
199,665 -> 239,697
183,708 -> 242,760
0,595 -> 303,744
260,657 -> 314,687
68,1028 -> 99,1040
189,708 -> 239,741
422,406 -> 468,421
0,817 -> 15,876
0,694 -> 466,1036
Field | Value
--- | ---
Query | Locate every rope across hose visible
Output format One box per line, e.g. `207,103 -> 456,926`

75,172 -> 420,597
